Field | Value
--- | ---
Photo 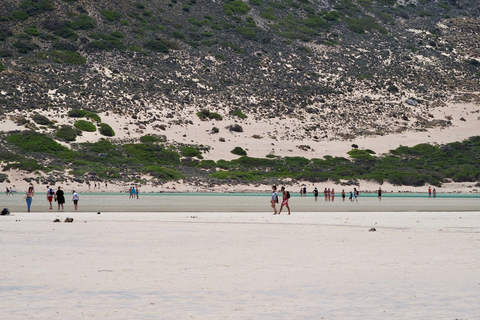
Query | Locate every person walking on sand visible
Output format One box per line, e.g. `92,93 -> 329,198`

136,186 -> 139,199
354,187 -> 359,202
46,185 -> 55,210
5,187 -> 9,196
378,187 -> 382,201
25,186 -> 34,212
72,190 -> 79,211
331,188 -> 335,202
313,187 -> 318,201
428,186 -> 432,198
433,188 -> 437,198
278,186 -> 291,215
342,189 -> 346,202
349,191 -> 353,202
129,186 -> 133,198
55,186 -> 65,211
300,187 -> 303,198
271,185 -> 278,215
324,188 -> 328,201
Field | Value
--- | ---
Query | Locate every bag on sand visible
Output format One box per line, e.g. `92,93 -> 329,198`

1,208 -> 10,215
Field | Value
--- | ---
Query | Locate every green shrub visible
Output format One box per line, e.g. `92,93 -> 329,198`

140,135 -> 162,143
145,39 -> 174,52
323,11 -> 340,22
236,27 -> 257,40
0,62 -> 5,72
231,146 -> 247,156
12,11 -> 30,20
224,1 -> 250,15
69,14 -> 96,30
250,0 -> 261,5
32,114 -> 51,125
227,124 -> 243,132
101,10 -> 123,22
180,146 -> 203,158
74,120 -> 96,132
111,31 -> 124,38
50,50 -> 86,64
86,111 -> 101,122
56,125 -> 81,141
143,166 -> 184,180
0,27 -> 13,41
20,0 -> 55,14
172,31 -> 186,39
230,109 -> 247,119
54,28 -> 78,41
68,109 -> 87,117
196,109 -> 223,121
7,131 -> 69,153
25,26 -> 40,36
99,123 -> 115,136
13,41 -> 39,54
261,10 -> 277,21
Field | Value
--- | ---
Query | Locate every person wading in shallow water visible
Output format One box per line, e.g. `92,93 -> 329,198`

278,186 -> 291,215
271,185 -> 278,215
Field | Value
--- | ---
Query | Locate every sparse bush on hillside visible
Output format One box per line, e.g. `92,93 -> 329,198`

68,109 -> 87,118
12,11 -> 29,21
101,10 -> 123,22
13,41 -> 39,54
56,125 -> 80,141
230,109 -> 247,119
196,109 -> 223,121
32,114 -> 51,125
231,146 -> 247,156
74,120 -> 96,132
224,1 -> 250,15
180,146 -> 203,159
99,123 -> 115,136
226,124 -> 243,132
50,50 -> 86,64
0,62 -> 5,72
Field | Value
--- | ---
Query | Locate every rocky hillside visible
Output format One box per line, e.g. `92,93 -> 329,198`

1,0 -> 479,139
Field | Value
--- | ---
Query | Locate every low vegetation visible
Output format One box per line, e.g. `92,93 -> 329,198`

1,131 -> 479,187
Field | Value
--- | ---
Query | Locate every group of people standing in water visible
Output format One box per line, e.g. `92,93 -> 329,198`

20,184 -> 79,212
271,185 -> 364,215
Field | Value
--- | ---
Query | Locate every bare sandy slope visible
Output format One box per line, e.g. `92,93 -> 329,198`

1,211 -> 479,319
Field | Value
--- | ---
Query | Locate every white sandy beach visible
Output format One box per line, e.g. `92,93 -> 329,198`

1,211 -> 479,319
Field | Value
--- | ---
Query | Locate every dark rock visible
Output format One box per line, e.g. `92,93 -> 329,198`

64,217 -> 74,223
369,228 -> 376,232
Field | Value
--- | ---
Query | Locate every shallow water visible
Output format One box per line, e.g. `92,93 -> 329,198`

1,192 -> 479,213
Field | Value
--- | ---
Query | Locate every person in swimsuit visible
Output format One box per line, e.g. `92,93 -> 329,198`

278,186 -> 291,215
313,187 -> 318,201
341,189 -> 345,202
378,187 -> 382,201
331,188 -> 335,202
271,185 -> 278,215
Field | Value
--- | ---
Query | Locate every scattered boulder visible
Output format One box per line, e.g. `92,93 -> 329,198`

64,217 -> 74,223
405,99 -> 418,106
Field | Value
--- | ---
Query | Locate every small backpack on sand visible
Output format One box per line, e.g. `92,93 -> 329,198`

1,208 -> 10,215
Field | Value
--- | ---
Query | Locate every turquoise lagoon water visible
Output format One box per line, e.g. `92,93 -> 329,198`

1,192 -> 479,213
